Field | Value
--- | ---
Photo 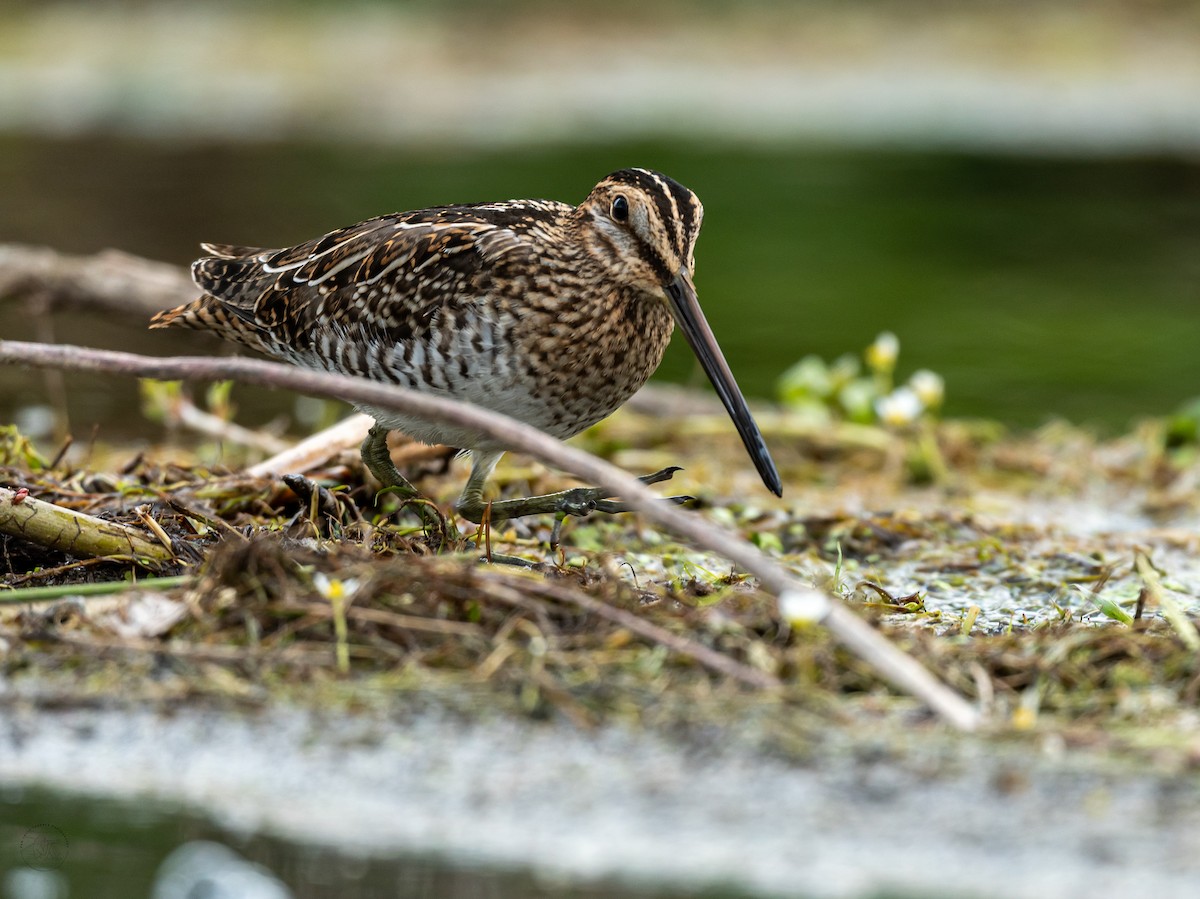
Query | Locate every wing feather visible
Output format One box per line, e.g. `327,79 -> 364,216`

175,202 -> 571,359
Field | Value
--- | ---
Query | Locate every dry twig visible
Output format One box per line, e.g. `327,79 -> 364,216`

490,574 -> 780,690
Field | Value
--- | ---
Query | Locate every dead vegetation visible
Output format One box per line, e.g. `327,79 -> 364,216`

3,396 -> 1200,764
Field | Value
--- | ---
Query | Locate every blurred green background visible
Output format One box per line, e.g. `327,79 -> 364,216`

2,0 -> 1199,434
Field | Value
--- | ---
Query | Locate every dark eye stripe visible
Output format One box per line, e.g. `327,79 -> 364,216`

604,168 -> 700,272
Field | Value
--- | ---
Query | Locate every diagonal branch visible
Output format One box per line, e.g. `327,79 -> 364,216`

0,338 -> 981,731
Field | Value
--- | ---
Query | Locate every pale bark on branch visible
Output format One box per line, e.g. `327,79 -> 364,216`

0,338 -> 981,731
0,243 -> 194,319
0,485 -> 176,569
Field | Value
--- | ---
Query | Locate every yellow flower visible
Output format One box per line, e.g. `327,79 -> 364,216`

313,572 -> 359,675
865,331 -> 899,374
313,572 -> 360,602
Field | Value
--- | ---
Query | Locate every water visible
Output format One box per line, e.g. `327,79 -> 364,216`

0,787 -> 759,899
2,135 -> 1199,436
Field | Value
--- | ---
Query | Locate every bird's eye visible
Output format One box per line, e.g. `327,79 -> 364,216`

611,195 -> 629,222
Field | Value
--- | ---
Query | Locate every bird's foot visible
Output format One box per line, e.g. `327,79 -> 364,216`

456,465 -> 697,553
464,467 -> 696,558
550,466 -> 693,515
361,425 -> 459,548
459,466 -> 692,520
543,467 -> 696,548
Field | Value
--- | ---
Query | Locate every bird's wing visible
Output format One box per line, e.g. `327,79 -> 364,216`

188,203 -> 568,343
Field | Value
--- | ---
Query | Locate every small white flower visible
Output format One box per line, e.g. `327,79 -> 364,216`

908,369 -> 945,410
313,571 -> 360,602
779,588 -> 831,623
865,331 -> 900,373
875,387 -> 923,427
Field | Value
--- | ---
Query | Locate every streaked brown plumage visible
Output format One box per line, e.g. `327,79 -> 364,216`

152,168 -> 780,528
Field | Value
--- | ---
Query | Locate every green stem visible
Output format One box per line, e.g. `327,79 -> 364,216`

331,592 -> 350,674
0,574 -> 194,604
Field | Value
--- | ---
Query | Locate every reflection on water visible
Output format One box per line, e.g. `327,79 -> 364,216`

1,135 -> 1199,436
0,787 -> 761,899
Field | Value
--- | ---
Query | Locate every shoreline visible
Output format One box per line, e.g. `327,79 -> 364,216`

3,702 -> 1200,898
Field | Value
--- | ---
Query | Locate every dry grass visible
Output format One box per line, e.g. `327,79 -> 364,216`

3,408 -> 1200,765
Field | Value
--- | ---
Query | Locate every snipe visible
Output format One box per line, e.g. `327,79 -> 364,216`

151,169 -> 782,534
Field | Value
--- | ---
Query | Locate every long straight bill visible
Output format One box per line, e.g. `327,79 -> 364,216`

665,271 -> 782,496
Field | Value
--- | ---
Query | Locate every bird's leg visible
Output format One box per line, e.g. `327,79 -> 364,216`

360,425 -> 458,544
455,451 -> 695,528
361,425 -> 419,497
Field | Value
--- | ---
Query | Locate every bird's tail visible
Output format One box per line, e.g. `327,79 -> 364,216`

148,299 -> 206,330
149,296 -> 277,357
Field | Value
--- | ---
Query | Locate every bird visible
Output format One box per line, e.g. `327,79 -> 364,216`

151,168 -> 782,534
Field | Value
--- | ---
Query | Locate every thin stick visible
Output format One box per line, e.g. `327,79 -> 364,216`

288,601 -> 487,638
497,575 -> 781,690
3,555 -> 127,588
0,575 -> 194,604
246,413 -> 374,477
0,340 -> 980,730
169,395 -> 291,454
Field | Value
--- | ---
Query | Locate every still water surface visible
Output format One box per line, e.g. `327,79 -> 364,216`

1,136 -> 1199,433
1,787 -> 765,899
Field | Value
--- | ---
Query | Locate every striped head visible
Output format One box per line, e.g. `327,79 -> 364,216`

579,168 -> 782,498
578,168 -> 703,293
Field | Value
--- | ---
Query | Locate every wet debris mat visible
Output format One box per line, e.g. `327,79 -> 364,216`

3,412 -> 1200,762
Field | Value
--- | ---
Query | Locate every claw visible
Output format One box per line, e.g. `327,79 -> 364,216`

638,466 -> 683,486
471,546 -> 538,568
549,514 -> 567,550
592,494 -> 695,514
283,474 -> 343,520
